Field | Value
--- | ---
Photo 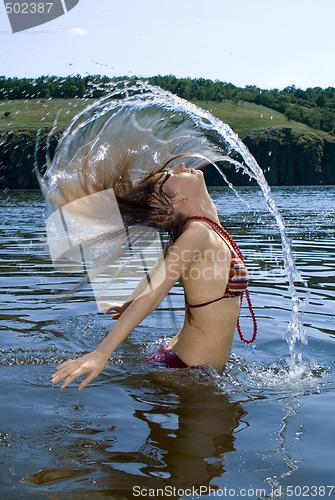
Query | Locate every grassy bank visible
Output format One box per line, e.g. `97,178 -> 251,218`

1,97 -> 330,139
0,98 -> 89,132
194,100 -> 331,139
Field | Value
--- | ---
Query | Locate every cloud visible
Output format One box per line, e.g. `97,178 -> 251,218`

69,27 -> 88,37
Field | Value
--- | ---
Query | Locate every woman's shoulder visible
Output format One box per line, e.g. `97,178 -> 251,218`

182,218 -> 212,242
184,218 -> 211,234
175,219 -> 213,250
166,219 -> 209,256
184,218 -> 231,243
183,218 -> 231,255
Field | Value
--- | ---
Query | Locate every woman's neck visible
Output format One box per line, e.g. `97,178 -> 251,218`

186,195 -> 219,221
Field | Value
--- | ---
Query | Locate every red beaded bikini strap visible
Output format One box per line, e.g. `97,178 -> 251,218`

187,215 -> 257,344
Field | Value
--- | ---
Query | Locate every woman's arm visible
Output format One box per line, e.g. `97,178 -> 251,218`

100,257 -> 163,318
51,223 -> 206,390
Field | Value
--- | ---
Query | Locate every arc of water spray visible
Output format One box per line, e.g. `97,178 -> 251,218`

40,79 -> 309,370
198,115 -> 308,369
148,86 -> 308,369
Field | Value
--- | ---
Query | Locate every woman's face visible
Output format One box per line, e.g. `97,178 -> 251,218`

159,163 -> 206,200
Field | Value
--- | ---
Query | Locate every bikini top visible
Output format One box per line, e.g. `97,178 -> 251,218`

185,254 -> 249,308
184,215 -> 257,344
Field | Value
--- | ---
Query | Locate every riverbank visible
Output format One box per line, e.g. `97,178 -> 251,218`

1,98 -> 335,188
1,126 -> 334,189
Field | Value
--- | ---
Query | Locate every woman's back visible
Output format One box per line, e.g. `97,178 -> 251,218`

167,220 -> 243,369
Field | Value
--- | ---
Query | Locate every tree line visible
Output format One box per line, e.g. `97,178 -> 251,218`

1,74 -> 335,135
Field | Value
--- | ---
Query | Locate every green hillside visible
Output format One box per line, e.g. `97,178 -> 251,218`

194,100 -> 331,139
0,97 -> 330,139
0,98 -> 89,132
2,75 -> 335,139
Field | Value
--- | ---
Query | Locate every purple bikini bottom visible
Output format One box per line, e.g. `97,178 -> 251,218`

146,345 -> 190,369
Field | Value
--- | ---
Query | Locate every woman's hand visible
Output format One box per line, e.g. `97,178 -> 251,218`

51,349 -> 109,390
99,301 -> 132,320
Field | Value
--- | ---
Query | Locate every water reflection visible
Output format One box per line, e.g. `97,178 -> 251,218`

130,374 -> 246,489
25,372 -> 246,496
264,398 -> 305,500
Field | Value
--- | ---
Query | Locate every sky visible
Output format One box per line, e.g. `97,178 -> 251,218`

1,0 -> 334,90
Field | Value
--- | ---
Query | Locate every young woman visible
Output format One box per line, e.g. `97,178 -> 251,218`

51,162 -> 256,390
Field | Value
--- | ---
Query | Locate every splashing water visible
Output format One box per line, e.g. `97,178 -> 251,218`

40,80 -> 308,371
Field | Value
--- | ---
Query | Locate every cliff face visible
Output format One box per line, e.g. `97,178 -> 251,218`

243,127 -> 335,185
0,130 -> 59,190
204,127 -> 335,186
0,127 -> 334,189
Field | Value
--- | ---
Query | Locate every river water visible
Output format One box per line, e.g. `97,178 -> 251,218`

0,185 -> 334,499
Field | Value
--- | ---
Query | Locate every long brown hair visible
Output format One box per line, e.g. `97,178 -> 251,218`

40,109 -> 224,208
40,110 -> 225,271
116,161 -> 190,242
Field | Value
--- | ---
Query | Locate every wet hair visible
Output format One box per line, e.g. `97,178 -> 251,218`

40,109 -> 224,249
41,108 -> 223,212
39,108 -> 227,297
116,161 -> 187,242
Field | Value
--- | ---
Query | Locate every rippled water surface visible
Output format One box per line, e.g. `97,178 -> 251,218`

0,186 -> 335,499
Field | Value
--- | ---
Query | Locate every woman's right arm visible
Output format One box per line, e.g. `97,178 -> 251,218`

100,257 -> 163,318
51,224 -> 206,390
